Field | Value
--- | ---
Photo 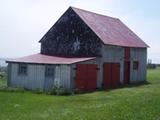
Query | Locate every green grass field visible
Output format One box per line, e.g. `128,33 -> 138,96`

0,72 -> 7,87
0,69 -> 160,120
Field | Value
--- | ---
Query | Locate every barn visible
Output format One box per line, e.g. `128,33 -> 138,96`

6,7 -> 148,91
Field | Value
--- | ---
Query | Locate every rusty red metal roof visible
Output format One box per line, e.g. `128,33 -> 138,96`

72,7 -> 148,48
6,54 -> 96,64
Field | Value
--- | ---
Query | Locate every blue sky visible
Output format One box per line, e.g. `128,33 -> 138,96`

0,0 -> 160,63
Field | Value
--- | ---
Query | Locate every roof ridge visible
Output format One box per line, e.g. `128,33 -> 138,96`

70,6 -> 148,48
70,6 -> 119,20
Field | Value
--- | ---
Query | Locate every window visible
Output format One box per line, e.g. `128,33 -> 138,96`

18,64 -> 27,75
45,65 -> 55,77
133,61 -> 139,70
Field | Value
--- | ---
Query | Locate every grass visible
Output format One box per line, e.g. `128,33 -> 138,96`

0,69 -> 160,120
0,72 -> 7,87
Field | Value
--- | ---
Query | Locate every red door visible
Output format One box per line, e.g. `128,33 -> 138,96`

103,63 -> 120,88
87,65 -> 97,91
76,64 -> 97,91
112,63 -> 120,88
124,61 -> 130,84
103,64 -> 112,88
75,64 -> 87,90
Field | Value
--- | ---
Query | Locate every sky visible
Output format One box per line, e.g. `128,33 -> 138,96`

0,0 -> 160,63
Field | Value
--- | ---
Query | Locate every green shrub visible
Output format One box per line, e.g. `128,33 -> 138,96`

47,86 -> 72,95
147,64 -> 157,69
0,86 -> 25,93
32,89 -> 43,94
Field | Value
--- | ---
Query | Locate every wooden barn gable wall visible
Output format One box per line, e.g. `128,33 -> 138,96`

40,7 -> 102,57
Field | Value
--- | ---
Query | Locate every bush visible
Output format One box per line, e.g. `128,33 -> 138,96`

47,86 -> 72,96
147,64 -> 157,69
0,86 -> 25,93
31,89 -> 43,94
0,72 -> 6,79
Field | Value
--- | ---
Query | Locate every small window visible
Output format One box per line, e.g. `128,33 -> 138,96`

18,64 -> 27,75
45,65 -> 55,77
133,61 -> 139,70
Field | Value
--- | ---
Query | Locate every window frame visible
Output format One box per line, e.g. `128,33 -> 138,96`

133,61 -> 139,70
45,65 -> 55,78
18,63 -> 28,75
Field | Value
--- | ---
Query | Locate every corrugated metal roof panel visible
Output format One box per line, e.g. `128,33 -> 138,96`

6,54 -> 96,64
71,7 -> 149,48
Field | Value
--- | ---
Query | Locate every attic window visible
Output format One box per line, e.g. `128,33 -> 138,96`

18,64 -> 28,75
133,61 -> 139,70
45,65 -> 55,77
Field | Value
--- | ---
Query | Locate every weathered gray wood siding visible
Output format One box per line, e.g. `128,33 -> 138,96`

130,48 -> 147,82
9,63 -> 71,90
68,45 -> 147,89
55,65 -> 71,89
102,45 -> 124,84
102,45 -> 147,84
40,7 -> 102,57
7,63 -> 11,86
70,45 -> 124,89
8,47 -> 147,91
9,63 -> 45,90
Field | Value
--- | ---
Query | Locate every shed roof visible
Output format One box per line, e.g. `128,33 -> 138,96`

6,54 -> 96,64
71,7 -> 148,48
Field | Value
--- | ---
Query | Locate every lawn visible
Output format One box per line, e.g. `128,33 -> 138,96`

0,72 -> 7,87
0,69 -> 160,120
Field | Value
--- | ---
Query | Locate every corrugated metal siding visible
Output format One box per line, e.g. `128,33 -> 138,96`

130,48 -> 147,82
10,63 -> 45,90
